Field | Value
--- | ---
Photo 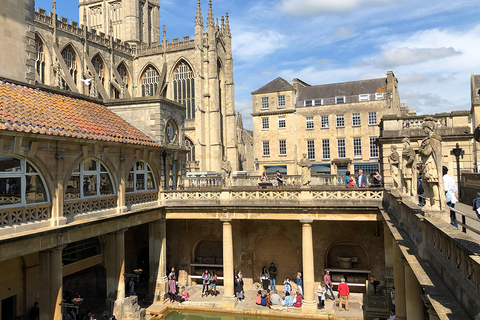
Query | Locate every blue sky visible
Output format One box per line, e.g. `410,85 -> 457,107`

36,0 -> 480,130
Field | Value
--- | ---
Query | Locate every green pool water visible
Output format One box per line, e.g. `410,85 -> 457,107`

162,311 -> 290,320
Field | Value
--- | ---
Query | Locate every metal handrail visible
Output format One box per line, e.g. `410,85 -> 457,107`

450,207 -> 480,235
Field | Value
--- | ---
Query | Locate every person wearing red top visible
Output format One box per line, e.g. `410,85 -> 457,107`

338,278 -> 350,311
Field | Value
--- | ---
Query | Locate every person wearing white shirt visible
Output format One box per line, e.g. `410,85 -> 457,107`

442,166 -> 458,228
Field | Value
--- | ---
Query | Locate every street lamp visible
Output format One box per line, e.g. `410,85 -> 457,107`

450,143 -> 465,197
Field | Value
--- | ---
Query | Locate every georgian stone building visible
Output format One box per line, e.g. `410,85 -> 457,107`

1,0 -> 238,173
252,72 -> 401,176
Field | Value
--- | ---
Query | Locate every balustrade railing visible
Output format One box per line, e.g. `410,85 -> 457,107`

63,195 -> 117,217
125,191 -> 158,206
0,203 -> 51,227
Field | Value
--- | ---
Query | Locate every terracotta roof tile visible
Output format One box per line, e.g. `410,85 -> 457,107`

0,81 -> 160,147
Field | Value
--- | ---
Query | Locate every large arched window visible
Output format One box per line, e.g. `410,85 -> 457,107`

185,137 -> 195,162
91,54 -> 105,98
173,61 -> 195,119
0,157 -> 49,207
141,66 -> 159,97
35,35 -> 45,84
65,159 -> 115,199
61,45 -> 78,89
126,161 -> 156,193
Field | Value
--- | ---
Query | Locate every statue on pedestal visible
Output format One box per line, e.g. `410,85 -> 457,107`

221,156 -> 232,187
419,117 -> 443,211
298,153 -> 312,187
388,145 -> 401,189
401,138 -> 417,197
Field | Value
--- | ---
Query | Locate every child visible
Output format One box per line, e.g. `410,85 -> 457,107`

179,286 -> 189,302
256,290 -> 262,305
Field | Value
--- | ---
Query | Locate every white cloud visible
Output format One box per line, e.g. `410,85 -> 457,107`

278,0 -> 391,15
334,27 -> 355,37
232,30 -> 287,61
373,47 -> 461,68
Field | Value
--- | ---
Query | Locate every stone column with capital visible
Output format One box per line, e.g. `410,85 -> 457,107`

39,247 -> 64,320
301,219 -> 317,313
221,218 -> 237,308
393,241 -> 406,320
150,219 -> 168,301
115,229 -> 126,300
405,264 -> 425,320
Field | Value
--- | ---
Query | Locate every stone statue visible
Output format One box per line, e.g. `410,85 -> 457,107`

419,117 -> 443,211
298,153 -> 312,186
388,145 -> 400,189
401,137 -> 417,197
221,156 -> 232,187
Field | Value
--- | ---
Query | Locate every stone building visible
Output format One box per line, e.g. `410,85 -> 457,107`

471,73 -> 480,172
1,0 -> 238,173
252,72 -> 401,176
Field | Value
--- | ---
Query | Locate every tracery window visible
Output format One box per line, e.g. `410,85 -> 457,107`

141,66 -> 159,97
35,36 -> 45,84
92,55 -> 105,98
65,159 -> 115,199
126,161 -> 156,193
185,138 -> 195,162
112,63 -> 129,99
0,157 -> 49,207
61,46 -> 78,89
173,61 -> 195,119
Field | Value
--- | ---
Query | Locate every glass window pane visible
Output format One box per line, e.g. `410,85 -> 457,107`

0,157 -> 21,173
136,162 -> 144,171
87,160 -> 97,171
100,164 -> 108,173
100,173 -> 114,195
0,178 -> 21,205
66,175 -> 81,199
136,173 -> 145,191
73,163 -> 81,172
83,175 -> 97,196
147,172 -> 155,190
26,163 -> 38,174
26,175 -> 47,204
126,172 -> 135,193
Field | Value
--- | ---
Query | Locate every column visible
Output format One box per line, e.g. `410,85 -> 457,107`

301,219 -> 317,313
39,247 -> 64,320
405,264 -> 425,320
384,224 -> 394,285
152,219 -> 168,301
115,229 -> 126,300
393,240 -> 406,320
221,218 -> 237,308
105,233 -> 116,298
50,247 -> 63,320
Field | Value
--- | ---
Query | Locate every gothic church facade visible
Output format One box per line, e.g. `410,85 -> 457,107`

2,0 -> 238,173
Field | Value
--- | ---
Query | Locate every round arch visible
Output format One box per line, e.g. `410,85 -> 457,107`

324,240 -> 370,270
125,159 -> 158,193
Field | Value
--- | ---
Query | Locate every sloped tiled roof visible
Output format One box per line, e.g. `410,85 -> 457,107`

0,80 -> 160,147
297,77 -> 387,103
252,77 -> 293,94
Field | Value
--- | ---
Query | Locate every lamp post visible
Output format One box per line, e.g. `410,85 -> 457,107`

450,143 -> 464,197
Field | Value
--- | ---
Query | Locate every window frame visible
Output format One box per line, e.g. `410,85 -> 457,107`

65,159 -> 116,200
322,139 -> 330,160
307,140 -> 316,161
262,141 -> 270,157
335,96 -> 346,104
278,116 -> 286,129
359,94 -> 370,102
126,161 -> 158,193
278,95 -> 286,108
279,140 -> 287,156
368,112 -> 377,126
337,138 -> 346,158
369,137 -> 379,158
336,115 -> 345,128
262,117 -> 270,130
375,92 -> 385,100
304,100 -> 313,107
353,137 -> 362,158
261,97 -> 269,110
352,113 -> 361,127
306,117 -> 314,130
321,115 -> 329,129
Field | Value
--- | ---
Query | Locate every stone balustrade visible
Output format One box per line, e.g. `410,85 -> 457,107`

0,203 -> 51,227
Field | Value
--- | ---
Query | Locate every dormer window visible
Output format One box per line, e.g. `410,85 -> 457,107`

335,96 -> 345,104
304,99 -> 322,106
314,99 -> 323,105
359,94 -> 369,102
304,100 -> 313,107
375,92 -> 385,100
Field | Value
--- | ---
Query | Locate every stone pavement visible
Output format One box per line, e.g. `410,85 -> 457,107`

146,285 -> 364,319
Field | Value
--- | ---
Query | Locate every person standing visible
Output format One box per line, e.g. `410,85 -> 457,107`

357,169 -> 367,188
210,271 -> 218,296
338,278 -> 350,311
296,272 -> 303,296
442,166 -> 458,228
128,277 -> 135,296
268,262 -> 277,290
372,170 -> 382,187
472,192 -> 480,220
234,274 -> 244,301
275,170 -> 284,188
317,283 -> 326,309
260,266 -> 270,290
168,267 -> 177,303
201,269 -> 210,297
324,270 -> 335,300
283,277 -> 292,294
29,302 -> 39,320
